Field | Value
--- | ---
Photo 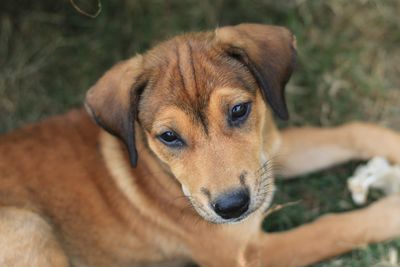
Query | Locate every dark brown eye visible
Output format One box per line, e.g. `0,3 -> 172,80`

158,131 -> 184,147
232,103 -> 247,118
229,102 -> 251,126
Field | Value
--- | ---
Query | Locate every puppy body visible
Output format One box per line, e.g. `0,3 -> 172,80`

0,109 -> 262,266
1,24 -> 400,267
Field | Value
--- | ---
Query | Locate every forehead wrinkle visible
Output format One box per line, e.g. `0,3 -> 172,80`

176,40 -> 199,101
173,40 -> 211,134
188,41 -> 208,130
175,43 -> 193,103
187,41 -> 199,96
141,37 -> 257,135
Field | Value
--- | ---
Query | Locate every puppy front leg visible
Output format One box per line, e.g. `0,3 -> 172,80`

278,122 -> 400,178
246,195 -> 400,267
0,207 -> 69,267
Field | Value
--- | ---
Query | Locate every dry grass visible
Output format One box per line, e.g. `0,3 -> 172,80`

283,0 -> 400,129
0,0 -> 399,265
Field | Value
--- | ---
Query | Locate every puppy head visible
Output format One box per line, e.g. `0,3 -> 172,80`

86,23 -> 296,224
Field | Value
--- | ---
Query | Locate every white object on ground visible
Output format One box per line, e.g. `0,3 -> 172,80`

347,157 -> 400,205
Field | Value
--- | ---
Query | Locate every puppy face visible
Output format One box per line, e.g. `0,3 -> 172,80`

86,24 -> 296,224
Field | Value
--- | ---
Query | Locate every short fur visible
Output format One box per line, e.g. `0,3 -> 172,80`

1,23 -> 400,267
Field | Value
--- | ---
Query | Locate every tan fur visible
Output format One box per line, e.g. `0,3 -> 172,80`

1,23 -> 400,267
0,207 -> 69,267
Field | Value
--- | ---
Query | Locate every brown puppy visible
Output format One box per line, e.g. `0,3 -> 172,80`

1,23 -> 400,267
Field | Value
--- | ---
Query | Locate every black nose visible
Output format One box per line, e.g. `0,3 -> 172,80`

213,189 -> 250,219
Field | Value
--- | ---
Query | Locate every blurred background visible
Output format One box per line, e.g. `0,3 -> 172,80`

1,0 -> 399,265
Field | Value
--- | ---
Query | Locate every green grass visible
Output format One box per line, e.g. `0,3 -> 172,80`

265,163 -> 400,266
1,0 -> 399,265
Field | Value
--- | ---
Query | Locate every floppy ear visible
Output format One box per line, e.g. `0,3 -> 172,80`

215,23 -> 297,120
85,55 -> 146,167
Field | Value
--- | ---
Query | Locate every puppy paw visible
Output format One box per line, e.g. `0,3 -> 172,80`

366,194 -> 400,241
